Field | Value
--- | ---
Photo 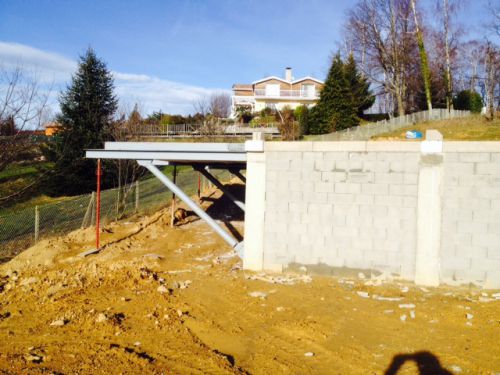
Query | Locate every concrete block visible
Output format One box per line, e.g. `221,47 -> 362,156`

267,158 -> 290,170
443,162 -> 474,176
459,153 -> 490,163
346,214 -> 373,227
303,151 -> 323,161
472,209 -> 500,224
443,141 -> 500,152
487,247 -> 500,259
323,152 -> 349,161
315,182 -> 335,193
335,183 -> 361,194
348,172 -> 374,183
312,142 -> 366,152
361,183 -> 389,195
366,142 -> 420,152
470,258 -> 500,271
283,191 -> 303,202
454,268 -> 486,283
475,186 -> 500,199
328,193 -> 355,204
363,160 -> 391,173
374,195 -> 403,206
471,233 -> 500,248
288,202 -> 307,213
375,172 -> 404,184
458,174 -> 491,188
484,270 -> 500,289
290,158 -> 314,171
265,142 -> 313,152
355,194 -> 374,205
336,159 -> 363,171
334,204 -> 359,217
360,205 -> 388,217
457,221 -> 488,234
358,227 -> 386,240
314,159 -> 335,172
488,222 -> 500,235
491,153 -> 500,162
476,162 -> 500,175
332,226 -> 359,237
321,171 -> 347,183
388,184 -> 418,197
440,257 -> 470,271
403,196 -> 418,207
303,171 -> 322,182
454,245 -> 487,259
303,191 -> 328,203
352,237 -> 373,250
403,173 -> 419,185
459,198 -> 491,210
349,151 -> 376,161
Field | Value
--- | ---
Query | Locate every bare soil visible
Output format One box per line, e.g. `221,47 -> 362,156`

0,187 -> 498,374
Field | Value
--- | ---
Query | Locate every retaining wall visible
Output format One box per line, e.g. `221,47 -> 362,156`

243,137 -> 500,288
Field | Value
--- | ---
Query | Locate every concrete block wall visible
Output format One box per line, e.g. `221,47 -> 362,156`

440,144 -> 500,287
244,139 -> 500,288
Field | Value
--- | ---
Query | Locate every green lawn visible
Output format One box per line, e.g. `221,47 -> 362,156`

371,115 -> 500,141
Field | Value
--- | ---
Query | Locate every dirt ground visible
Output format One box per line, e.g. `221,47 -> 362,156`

0,187 -> 499,374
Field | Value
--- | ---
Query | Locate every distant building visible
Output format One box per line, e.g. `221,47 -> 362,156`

231,67 -> 323,117
44,121 -> 61,136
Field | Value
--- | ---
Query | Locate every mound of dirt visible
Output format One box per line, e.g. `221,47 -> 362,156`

0,185 -> 499,374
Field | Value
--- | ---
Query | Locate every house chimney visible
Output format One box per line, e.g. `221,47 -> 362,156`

285,67 -> 292,82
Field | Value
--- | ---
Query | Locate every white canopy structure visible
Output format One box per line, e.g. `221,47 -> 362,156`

86,141 -> 260,257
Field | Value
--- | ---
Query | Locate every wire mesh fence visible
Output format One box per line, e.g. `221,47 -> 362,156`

0,168 -> 231,263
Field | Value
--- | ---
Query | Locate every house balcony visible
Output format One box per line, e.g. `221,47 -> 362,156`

253,89 -> 319,99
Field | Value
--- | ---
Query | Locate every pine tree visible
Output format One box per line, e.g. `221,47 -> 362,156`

344,54 -> 375,117
308,53 -> 374,135
43,48 -> 117,195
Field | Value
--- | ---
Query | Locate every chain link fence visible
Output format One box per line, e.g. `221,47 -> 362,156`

0,168 -> 231,263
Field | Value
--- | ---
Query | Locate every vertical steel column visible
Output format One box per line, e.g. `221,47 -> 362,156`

140,161 -> 241,251
96,159 -> 101,249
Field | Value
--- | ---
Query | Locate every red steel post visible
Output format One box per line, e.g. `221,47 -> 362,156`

96,158 -> 101,249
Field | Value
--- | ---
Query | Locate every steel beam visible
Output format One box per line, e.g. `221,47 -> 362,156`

139,161 -> 243,256
86,150 -> 246,162
195,166 -> 245,212
230,169 -> 246,184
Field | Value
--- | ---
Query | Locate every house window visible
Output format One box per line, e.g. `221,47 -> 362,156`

301,84 -> 315,98
265,84 -> 280,97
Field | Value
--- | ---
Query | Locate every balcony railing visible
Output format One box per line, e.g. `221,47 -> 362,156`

254,89 -> 319,99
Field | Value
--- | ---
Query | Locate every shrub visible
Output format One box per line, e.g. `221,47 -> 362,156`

453,90 -> 483,113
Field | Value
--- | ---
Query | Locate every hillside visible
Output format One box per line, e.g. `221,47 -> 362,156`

372,115 -> 500,141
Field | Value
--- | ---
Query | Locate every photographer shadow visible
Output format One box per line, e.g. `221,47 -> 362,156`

385,351 -> 453,375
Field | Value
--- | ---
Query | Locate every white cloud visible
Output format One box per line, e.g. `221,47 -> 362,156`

0,41 -> 228,115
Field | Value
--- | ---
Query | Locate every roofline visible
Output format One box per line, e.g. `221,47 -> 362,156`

250,75 -> 324,85
252,76 -> 290,84
292,76 -> 324,84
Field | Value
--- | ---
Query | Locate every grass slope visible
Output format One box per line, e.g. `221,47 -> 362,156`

372,115 -> 500,141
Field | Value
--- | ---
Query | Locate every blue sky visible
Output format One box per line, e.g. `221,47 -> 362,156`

0,0 -> 495,115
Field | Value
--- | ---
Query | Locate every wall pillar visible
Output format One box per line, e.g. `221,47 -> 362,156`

243,134 -> 266,270
415,131 -> 443,286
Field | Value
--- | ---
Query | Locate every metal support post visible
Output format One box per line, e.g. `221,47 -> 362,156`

140,161 -> 243,254
170,165 -> 177,226
194,166 -> 245,211
34,205 -> 39,243
135,180 -> 139,212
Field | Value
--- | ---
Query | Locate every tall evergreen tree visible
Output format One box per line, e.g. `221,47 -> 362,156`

308,53 -> 373,135
344,54 -> 375,117
43,48 -> 117,195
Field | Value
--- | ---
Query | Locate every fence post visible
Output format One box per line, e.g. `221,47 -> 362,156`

90,192 -> 96,226
135,180 -> 140,212
34,205 -> 39,243
82,192 -> 95,228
